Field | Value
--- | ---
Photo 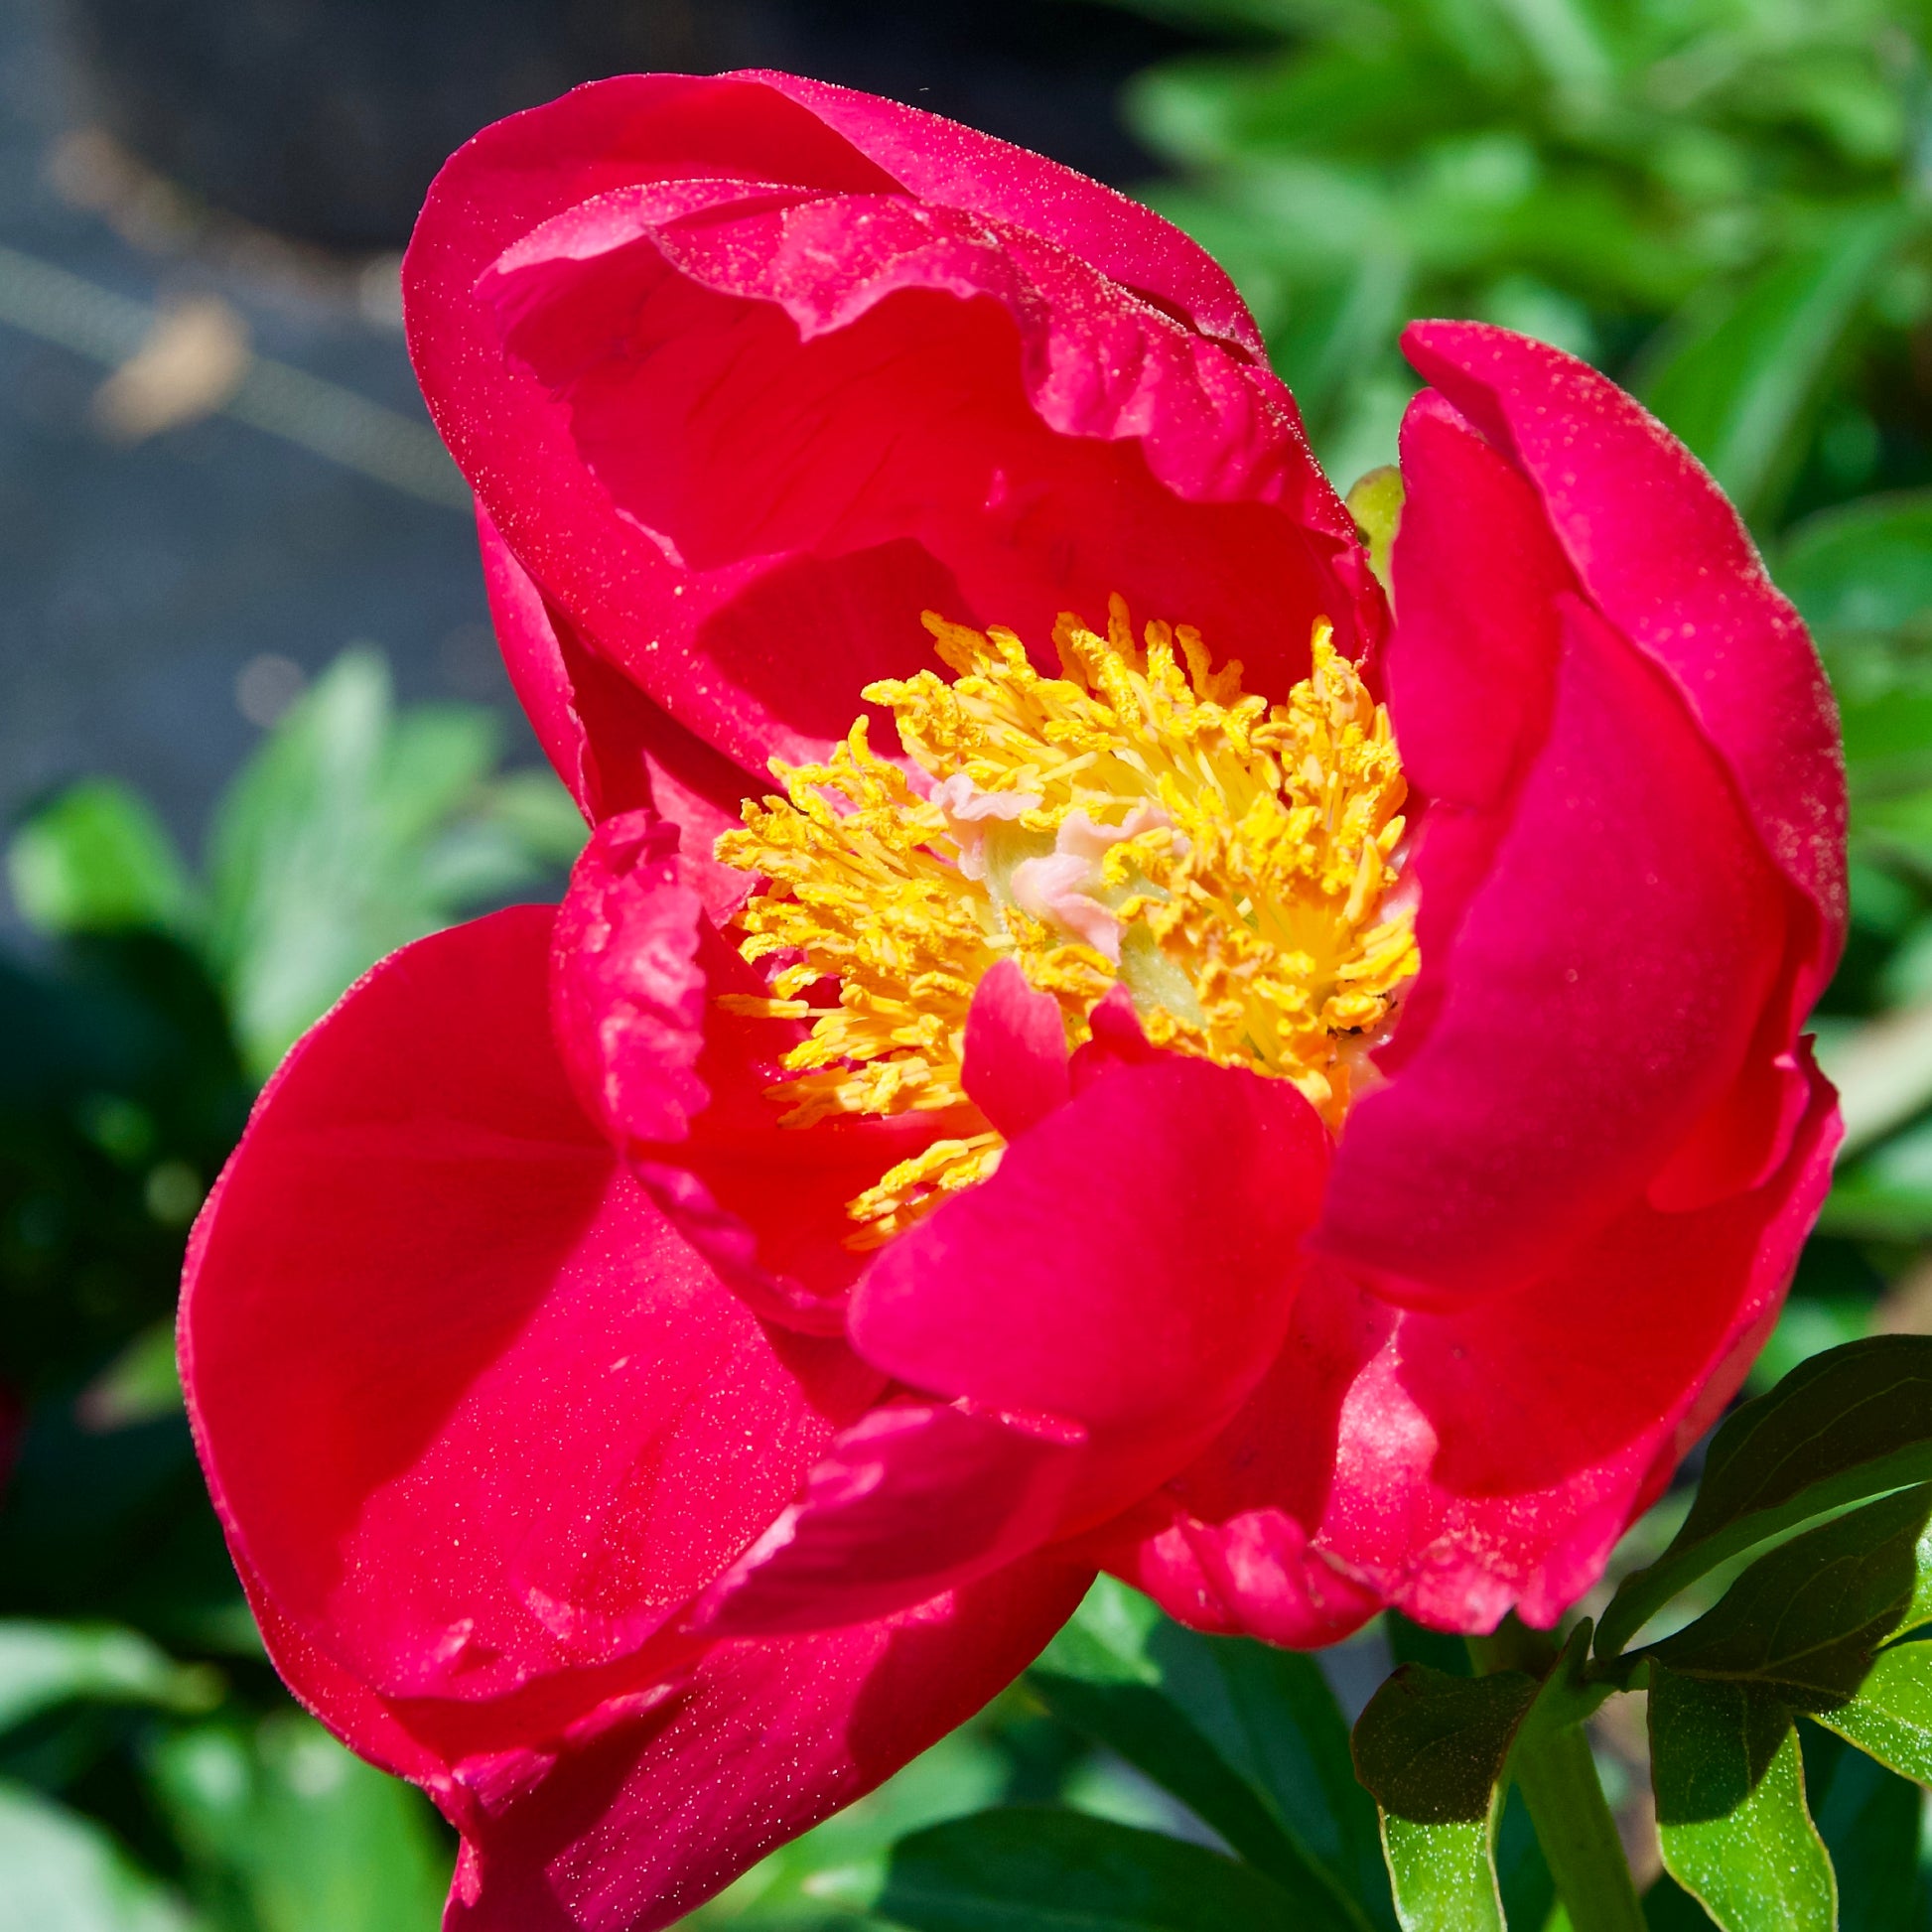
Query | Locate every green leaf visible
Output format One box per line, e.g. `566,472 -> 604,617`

1779,489 -> 1932,650
481,770 -> 588,869
8,781 -> 199,940
875,1807 -> 1301,1931
75,1321 -> 185,1431
1375,1813 -> 1505,1932
691,1724 -> 1007,1924
1649,1671 -> 1836,1932
1492,1785 -> 1555,1932
1648,1485 -> 1932,1711
1597,1336 -> 1932,1656
1029,1578 -> 1386,1931
0,1780 -> 201,1932
0,1621 -> 219,1736
1350,1667 -> 1536,1932
1353,1667 -> 1536,1830
1813,1643 -> 1932,1785
202,648 -> 569,1077
1638,206 -> 1904,525
149,1715 -> 448,1932
1801,1726 -> 1921,1932
1460,1622 -> 1639,1932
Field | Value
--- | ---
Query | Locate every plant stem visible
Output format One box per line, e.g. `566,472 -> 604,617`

1510,1717 -> 1647,1932
1468,1625 -> 1647,1932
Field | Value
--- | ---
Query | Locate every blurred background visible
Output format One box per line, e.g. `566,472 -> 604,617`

6,0 -> 1932,1926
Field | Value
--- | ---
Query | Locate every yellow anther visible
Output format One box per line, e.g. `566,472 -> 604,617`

714,598 -> 1420,1244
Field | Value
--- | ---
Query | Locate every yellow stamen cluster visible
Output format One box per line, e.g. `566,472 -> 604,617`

715,598 -> 1419,1245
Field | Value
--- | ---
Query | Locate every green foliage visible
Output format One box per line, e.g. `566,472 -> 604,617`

1817,1644 -> 1932,1782
1098,0 -> 1932,520
10,648 -> 585,1079
0,1779 -> 200,1932
1351,1667 -> 1530,1932
148,1717 -> 449,1932
1648,1687 -> 1835,1932
1637,206 -> 1906,523
1597,1337 -> 1932,1654
0,650 -> 583,1930
875,1808 -> 1301,1930
7,783 -> 199,943
1030,1574 -> 1392,1930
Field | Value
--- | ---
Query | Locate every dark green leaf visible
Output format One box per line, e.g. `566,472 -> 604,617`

1638,206 -> 1904,525
876,1807 -> 1299,1932
1642,1871 -> 1718,1932
1649,1485 -> 1932,1711
1649,1670 -> 1836,1932
8,782 -> 199,941
1352,1667 -> 1536,1827
1597,1336 -> 1932,1656
1029,1579 -> 1385,1931
1385,1614 -> 1472,1680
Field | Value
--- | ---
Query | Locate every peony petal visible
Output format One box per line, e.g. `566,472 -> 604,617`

476,176 -> 1367,772
1368,389 -> 1571,1076
406,74 -> 1378,792
550,813 -> 950,1331
961,959 -> 1071,1140
849,1055 -> 1327,1528
445,1558 -> 1092,1932
182,906 -> 876,1705
478,503 -> 752,878
694,1401 -> 1086,1637
1129,1054 -> 1840,1640
1323,588 -> 1789,1310
1400,321 -> 1847,1002
737,71 -> 1267,357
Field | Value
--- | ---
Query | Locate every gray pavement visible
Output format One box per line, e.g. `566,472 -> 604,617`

0,0 -> 512,878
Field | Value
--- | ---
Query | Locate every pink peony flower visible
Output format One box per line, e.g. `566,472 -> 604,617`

180,71 -> 1847,1931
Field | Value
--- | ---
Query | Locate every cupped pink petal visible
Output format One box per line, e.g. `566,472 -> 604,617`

407,74 -> 1378,797
478,504 -> 752,883
694,1401 -> 1086,1637
1323,553 -> 1790,1310
550,812 -> 948,1331
445,1559 -> 1093,1932
1130,1054 -> 1839,1641
475,174 -> 1369,776
961,959 -> 1071,1140
1366,390 -> 1570,1078
849,1055 -> 1328,1530
1400,321 -> 1847,1006
182,906 -> 877,1706
737,70 -> 1265,357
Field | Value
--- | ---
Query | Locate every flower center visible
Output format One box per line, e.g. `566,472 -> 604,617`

714,598 -> 1419,1246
